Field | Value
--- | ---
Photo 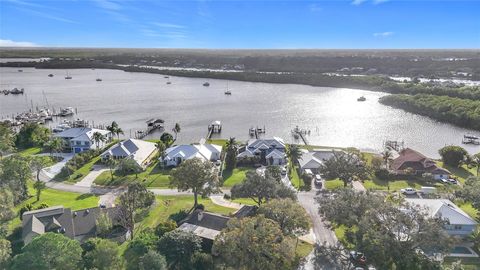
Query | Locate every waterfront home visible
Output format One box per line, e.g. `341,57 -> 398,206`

405,199 -> 477,237
237,137 -> 287,165
22,205 -> 127,244
161,142 -> 222,167
298,148 -> 344,174
391,148 -> 451,179
54,127 -> 111,153
100,138 -> 157,169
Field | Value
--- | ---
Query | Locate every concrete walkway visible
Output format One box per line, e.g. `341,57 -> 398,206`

210,195 -> 243,210
38,153 -> 74,180
352,180 -> 367,192
75,165 -> 108,187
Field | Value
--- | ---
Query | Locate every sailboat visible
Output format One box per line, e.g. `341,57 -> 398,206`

224,82 -> 231,95
65,71 -> 72,79
95,72 -> 102,81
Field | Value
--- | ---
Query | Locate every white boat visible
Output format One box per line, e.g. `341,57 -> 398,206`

59,107 -> 74,116
52,123 -> 71,133
65,71 -> 72,79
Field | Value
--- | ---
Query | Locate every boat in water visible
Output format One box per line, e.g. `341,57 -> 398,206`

166,81 -> 172,85
65,71 -> 72,80
203,82 -> 210,87
96,78 -> 102,82
59,107 -> 75,117
48,74 -> 54,77
224,90 -> 231,95
357,96 -> 366,101
18,69 -> 23,72
10,88 -> 24,95
462,134 -> 480,145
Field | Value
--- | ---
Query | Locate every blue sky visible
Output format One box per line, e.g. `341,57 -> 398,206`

0,0 -> 479,48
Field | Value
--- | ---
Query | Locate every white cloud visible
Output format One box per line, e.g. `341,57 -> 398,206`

92,0 -> 122,11
352,0 -> 389,5
0,39 -> 39,47
352,0 -> 368,5
373,31 -> 394,37
152,22 -> 186,29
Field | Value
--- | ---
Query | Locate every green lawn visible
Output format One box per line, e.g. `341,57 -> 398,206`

457,201 -> 479,220
296,240 -> 314,258
231,197 -> 257,206
9,182 -> 99,232
288,160 -> 303,190
324,179 -> 344,190
222,167 -> 250,187
17,146 -> 43,156
140,195 -> 236,228
63,156 -> 101,183
436,161 -> 476,184
207,139 -> 228,148
94,160 -> 171,188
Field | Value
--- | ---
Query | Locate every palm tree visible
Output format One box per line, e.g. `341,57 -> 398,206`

287,144 -> 302,165
105,157 -> 117,182
470,153 -> 480,176
172,123 -> 181,141
92,132 -> 106,149
381,149 -> 393,168
106,121 -> 118,141
156,140 -> 166,161
115,128 -> 124,141
46,137 -> 65,156
225,137 -> 237,170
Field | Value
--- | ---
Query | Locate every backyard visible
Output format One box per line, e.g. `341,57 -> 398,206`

94,160 -> 171,188
222,167 -> 250,187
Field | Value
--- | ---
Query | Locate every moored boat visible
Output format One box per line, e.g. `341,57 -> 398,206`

357,96 -> 366,101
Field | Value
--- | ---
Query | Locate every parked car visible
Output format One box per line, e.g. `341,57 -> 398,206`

400,188 -> 417,195
447,178 -> 458,185
314,174 -> 323,186
439,178 -> 449,184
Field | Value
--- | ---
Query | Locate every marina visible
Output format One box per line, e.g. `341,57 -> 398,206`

0,67 -> 478,158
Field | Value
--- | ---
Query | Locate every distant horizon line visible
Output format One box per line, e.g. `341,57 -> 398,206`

1,46 -> 479,51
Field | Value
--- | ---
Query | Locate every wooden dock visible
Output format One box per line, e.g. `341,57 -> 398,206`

207,120 -> 222,139
292,126 -> 309,145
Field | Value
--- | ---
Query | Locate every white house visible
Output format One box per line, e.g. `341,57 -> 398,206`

405,199 -> 477,237
54,127 -> 111,153
237,137 -> 286,165
298,149 -> 343,174
100,139 -> 157,169
161,142 -> 222,167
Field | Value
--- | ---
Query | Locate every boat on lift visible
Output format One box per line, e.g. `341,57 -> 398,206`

462,134 -> 480,145
59,107 -> 74,117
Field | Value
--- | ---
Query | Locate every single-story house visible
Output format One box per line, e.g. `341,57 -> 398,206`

298,148 -> 343,174
237,137 -> 287,165
100,138 -> 157,169
54,127 -> 111,153
22,205 -> 127,244
405,199 -> 477,237
391,148 -> 451,179
161,142 -> 222,167
178,206 -> 256,248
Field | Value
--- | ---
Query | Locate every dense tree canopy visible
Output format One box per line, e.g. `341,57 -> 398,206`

258,198 -> 311,236
319,150 -> 368,187
380,94 -> 480,131
15,123 -> 51,148
316,189 -> 453,269
169,158 -> 220,207
117,183 -> 155,235
231,171 -> 296,206
11,233 -> 83,270
0,155 -> 32,203
0,123 -> 15,157
82,238 -> 123,270
438,145 -> 468,167
157,230 -> 202,270
213,215 -> 296,270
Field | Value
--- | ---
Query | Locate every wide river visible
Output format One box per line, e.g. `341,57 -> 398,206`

1,67 -> 478,158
